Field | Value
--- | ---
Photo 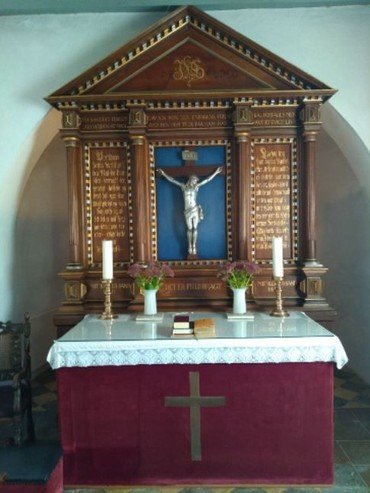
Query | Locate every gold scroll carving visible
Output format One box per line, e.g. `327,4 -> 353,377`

253,142 -> 293,260
62,111 -> 80,129
86,144 -> 130,265
173,56 -> 205,87
64,281 -> 87,302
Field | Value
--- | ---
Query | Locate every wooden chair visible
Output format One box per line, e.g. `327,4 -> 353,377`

0,314 -> 35,446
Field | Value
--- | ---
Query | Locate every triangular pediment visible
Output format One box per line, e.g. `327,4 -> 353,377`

110,38 -> 277,92
47,5 -> 334,104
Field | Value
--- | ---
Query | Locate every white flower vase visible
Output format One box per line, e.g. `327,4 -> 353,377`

232,288 -> 247,315
143,289 -> 158,316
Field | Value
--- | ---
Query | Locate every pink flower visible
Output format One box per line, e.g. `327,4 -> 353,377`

161,263 -> 175,278
225,262 -> 235,274
217,259 -> 260,289
127,261 -> 175,290
245,261 -> 260,275
127,263 -> 142,278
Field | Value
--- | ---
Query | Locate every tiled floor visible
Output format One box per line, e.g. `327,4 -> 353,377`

4,365 -> 370,492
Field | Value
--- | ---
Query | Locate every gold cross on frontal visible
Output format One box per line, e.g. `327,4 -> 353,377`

165,371 -> 226,461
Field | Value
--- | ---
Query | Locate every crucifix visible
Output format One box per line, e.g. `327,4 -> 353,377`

156,147 -> 224,259
165,371 -> 226,461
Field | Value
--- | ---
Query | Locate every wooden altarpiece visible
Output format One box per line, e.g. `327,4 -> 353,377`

46,6 -> 336,336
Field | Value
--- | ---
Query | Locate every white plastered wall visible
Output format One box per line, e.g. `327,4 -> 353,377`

0,7 -> 369,378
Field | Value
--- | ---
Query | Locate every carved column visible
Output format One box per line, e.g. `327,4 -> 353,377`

233,102 -> 253,261
128,105 -> 151,262
301,99 -> 322,266
61,110 -> 84,270
300,99 -> 329,308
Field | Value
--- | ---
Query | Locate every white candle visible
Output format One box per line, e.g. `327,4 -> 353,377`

272,237 -> 284,278
102,240 -> 114,280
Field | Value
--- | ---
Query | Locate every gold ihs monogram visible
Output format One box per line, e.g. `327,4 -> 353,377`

173,56 -> 205,87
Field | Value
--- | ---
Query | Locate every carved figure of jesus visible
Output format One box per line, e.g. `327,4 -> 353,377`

157,166 -> 223,255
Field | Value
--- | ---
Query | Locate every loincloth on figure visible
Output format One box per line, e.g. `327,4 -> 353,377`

184,204 -> 203,223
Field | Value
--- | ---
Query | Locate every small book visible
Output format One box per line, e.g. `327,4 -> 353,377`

171,333 -> 195,339
173,315 -> 190,329
193,318 -> 216,338
172,327 -> 194,335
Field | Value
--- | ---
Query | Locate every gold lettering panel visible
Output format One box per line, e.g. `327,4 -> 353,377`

252,276 -> 297,298
84,279 -> 134,301
159,278 -> 228,299
251,138 -> 298,263
84,142 -> 133,266
80,112 -> 129,132
147,110 -> 231,130
252,107 -> 297,127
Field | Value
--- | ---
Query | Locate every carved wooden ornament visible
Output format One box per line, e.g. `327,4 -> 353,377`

46,6 -> 337,334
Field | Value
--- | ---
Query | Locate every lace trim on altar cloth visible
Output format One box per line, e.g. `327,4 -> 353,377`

47,338 -> 348,370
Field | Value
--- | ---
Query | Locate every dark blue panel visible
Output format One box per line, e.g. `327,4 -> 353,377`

155,147 -> 183,167
195,145 -> 225,166
196,174 -> 227,259
155,145 -> 227,261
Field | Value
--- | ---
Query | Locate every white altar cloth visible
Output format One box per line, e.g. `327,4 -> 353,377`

47,312 -> 348,369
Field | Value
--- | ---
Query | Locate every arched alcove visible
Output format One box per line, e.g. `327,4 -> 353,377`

12,134 -> 68,371
12,103 -> 370,380
317,119 -> 370,382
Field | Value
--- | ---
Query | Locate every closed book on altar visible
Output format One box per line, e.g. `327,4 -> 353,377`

172,327 -> 193,335
173,315 -> 190,329
171,333 -> 195,338
194,318 -> 216,337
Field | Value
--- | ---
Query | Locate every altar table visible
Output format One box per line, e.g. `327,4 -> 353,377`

47,312 -> 347,486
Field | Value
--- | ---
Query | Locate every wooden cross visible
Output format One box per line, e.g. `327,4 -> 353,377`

157,146 -> 225,179
165,371 -> 226,461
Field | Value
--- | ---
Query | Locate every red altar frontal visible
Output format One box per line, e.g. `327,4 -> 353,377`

57,363 -> 333,486
48,312 -> 347,487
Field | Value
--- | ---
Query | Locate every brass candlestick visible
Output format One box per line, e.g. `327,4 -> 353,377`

270,276 -> 289,317
101,279 -> 117,320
